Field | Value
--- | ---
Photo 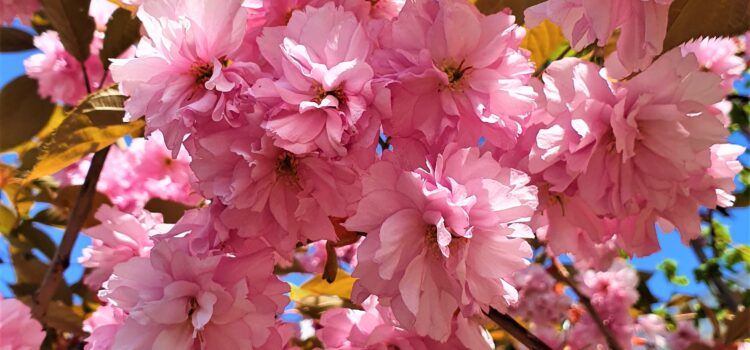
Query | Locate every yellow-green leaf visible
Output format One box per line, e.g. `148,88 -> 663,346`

0,76 -> 56,151
663,0 -> 750,52
521,20 -> 567,70
293,269 -> 356,301
25,114 -> 144,183
0,205 -> 16,235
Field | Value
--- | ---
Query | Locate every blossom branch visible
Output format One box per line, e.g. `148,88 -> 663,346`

31,146 -> 111,320
485,308 -> 552,350
547,258 -> 624,350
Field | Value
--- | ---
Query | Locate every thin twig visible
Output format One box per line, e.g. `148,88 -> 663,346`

80,63 -> 93,95
689,237 -> 739,313
548,258 -> 624,350
98,69 -> 109,90
533,45 -> 571,77
31,147 -> 111,320
485,308 -> 552,350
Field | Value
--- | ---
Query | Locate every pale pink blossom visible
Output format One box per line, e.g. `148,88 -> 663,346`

83,304 -> 128,350
101,239 -> 289,349
525,51 -> 738,256
377,0 -> 535,151
190,133 -> 362,257
568,260 -> 638,350
526,0 -> 673,78
634,314 -> 668,349
667,321 -> 710,350
80,205 -> 170,289
681,37 -> 746,93
255,2 -> 385,158
345,145 -> 536,341
0,297 -> 45,350
510,265 -> 571,326
0,0 -> 39,24
111,0 -> 261,152
317,296 -> 492,349
24,31 -> 110,105
57,132 -> 199,213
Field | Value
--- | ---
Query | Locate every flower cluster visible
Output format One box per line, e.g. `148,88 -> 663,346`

4,0 -> 746,348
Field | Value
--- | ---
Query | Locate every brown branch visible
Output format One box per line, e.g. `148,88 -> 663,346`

485,308 -> 552,350
31,146 -> 111,320
689,237 -> 739,313
548,258 -> 624,350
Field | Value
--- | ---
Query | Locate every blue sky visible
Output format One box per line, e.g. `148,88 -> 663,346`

0,24 -> 748,304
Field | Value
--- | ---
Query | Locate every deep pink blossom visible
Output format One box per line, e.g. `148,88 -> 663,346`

376,0 -> 535,151
1,0 -> 40,24
346,144 -> 537,341
667,321 -> 710,350
80,205 -> 169,289
101,239 -> 289,349
0,297 -> 46,350
84,304 -> 128,350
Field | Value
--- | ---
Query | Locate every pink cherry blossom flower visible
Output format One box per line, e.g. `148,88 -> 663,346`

568,259 -> 638,350
667,321 -> 711,350
80,205 -> 170,289
255,2 -> 385,158
83,304 -> 128,350
189,132 -> 362,257
510,265 -> 571,326
526,0 -> 673,78
111,0 -> 261,152
24,31 -> 110,105
56,132 -> 199,213
525,51 -> 739,256
317,296 -> 493,349
345,144 -> 537,341
100,238 -> 289,349
0,297 -> 46,350
681,37 -> 746,93
1,0 -> 40,24
377,0 -> 535,151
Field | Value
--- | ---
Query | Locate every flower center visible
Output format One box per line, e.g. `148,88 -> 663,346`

276,151 -> 300,184
441,59 -> 472,90
190,57 -> 230,85
313,84 -> 347,108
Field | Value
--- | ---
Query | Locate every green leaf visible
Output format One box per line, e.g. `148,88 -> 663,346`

0,27 -> 36,52
40,0 -> 95,62
144,198 -> 191,224
71,85 -> 130,127
25,114 -> 143,182
0,76 -> 56,151
33,207 -> 68,228
473,0 -> 545,22
663,0 -> 750,52
100,8 -> 141,70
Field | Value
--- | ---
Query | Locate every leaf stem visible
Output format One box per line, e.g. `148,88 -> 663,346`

547,258 -> 624,350
80,62 -> 93,94
31,146 -> 110,320
485,308 -> 552,350
689,236 -> 739,313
